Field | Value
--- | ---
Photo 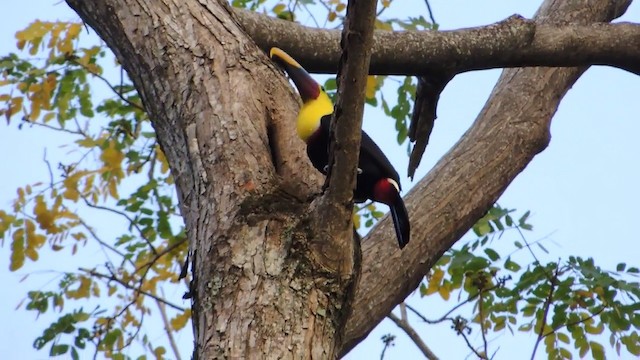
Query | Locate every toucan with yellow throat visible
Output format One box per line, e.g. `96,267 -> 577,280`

270,47 -> 410,249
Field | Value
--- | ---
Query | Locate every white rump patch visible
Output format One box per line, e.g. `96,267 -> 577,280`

387,178 -> 400,192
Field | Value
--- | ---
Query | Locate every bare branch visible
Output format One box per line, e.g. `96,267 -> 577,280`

388,312 -> 439,360
324,0 -> 377,204
81,194 -> 159,255
541,306 -> 606,339
531,264 -> 559,360
155,290 -> 183,360
80,267 -> 185,311
238,10 -> 640,76
68,57 -> 145,112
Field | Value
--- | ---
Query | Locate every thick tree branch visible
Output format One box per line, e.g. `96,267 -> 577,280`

388,312 -> 439,360
239,10 -> 640,76
339,0 -> 631,355
324,0 -> 377,204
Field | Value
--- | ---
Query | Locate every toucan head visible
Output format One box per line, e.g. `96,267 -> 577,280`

270,47 -> 321,103
270,47 -> 334,141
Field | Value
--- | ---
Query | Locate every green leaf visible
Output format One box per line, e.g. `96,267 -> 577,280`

617,263 -> 626,272
590,341 -> 605,360
484,248 -> 500,262
504,257 -> 521,272
50,344 -> 69,356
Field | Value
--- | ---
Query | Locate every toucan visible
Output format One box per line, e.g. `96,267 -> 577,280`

270,47 -> 410,249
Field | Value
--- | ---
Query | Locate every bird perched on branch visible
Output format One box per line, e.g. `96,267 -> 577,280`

270,47 -> 410,249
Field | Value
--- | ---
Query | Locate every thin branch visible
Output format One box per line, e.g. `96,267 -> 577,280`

541,306 -> 606,339
22,116 -> 86,136
43,149 -> 55,188
81,194 -> 159,255
80,267 -> 185,311
516,226 -> 554,283
388,312 -> 439,360
424,0 -> 436,26
459,329 -> 487,360
405,282 -> 503,324
75,214 -> 135,268
134,237 -> 187,275
478,290 -> 489,358
531,264 -> 559,360
156,289 -> 183,360
68,58 -> 145,111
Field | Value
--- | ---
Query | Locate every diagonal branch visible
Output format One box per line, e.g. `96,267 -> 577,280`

339,0 -> 631,354
388,312 -> 439,360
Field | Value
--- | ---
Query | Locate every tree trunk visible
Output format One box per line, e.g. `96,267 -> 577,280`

63,0 -> 631,358
65,0 -> 358,358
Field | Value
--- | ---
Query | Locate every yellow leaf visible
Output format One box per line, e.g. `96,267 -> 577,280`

9,96 -> 23,118
66,23 -> 82,40
92,283 -> 100,297
336,3 -> 346,12
365,76 -> 377,99
438,282 -> 451,301
170,309 -> 192,331
34,195 -> 56,233
107,179 -> 120,199
154,346 -> 166,360
272,4 -> 286,14
352,212 -> 360,229
155,146 -> 170,174
101,142 -> 124,170
25,247 -> 39,261
66,276 -> 91,299
328,11 -> 337,22
10,228 -> 26,271
108,285 -> 117,296
375,20 -> 393,31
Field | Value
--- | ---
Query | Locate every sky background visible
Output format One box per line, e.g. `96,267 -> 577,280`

1,0 -> 639,359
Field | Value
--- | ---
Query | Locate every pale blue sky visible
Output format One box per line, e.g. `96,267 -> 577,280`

1,1 -> 639,359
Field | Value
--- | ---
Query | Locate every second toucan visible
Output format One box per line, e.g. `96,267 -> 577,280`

270,47 -> 410,249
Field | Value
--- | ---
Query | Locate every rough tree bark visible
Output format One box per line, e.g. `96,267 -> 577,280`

63,0 -> 632,358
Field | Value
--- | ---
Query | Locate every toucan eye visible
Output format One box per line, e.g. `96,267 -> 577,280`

321,86 -> 326,92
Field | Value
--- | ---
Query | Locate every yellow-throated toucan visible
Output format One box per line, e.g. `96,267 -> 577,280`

270,47 -> 410,249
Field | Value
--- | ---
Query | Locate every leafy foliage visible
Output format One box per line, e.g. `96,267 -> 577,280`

1,20 -> 187,359
409,205 -> 640,359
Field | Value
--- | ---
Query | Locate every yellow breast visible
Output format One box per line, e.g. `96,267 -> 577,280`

297,90 -> 334,141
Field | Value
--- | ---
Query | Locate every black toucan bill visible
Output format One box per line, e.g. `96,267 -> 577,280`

270,47 -> 410,249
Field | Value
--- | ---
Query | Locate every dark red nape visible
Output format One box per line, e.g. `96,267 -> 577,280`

372,179 -> 396,205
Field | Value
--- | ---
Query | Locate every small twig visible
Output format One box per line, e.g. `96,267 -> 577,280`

80,267 -> 185,311
424,0 -> 437,25
478,290 -> 489,358
22,116 -> 86,136
405,283 -> 502,324
156,288 -> 183,360
68,58 -> 145,112
80,194 -> 158,255
388,312 -> 439,360
74,214 -> 134,269
43,149 -> 55,188
530,264 -> 559,360
541,306 -> 606,339
134,237 -> 187,275
400,302 -> 408,322
459,330 -> 486,360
